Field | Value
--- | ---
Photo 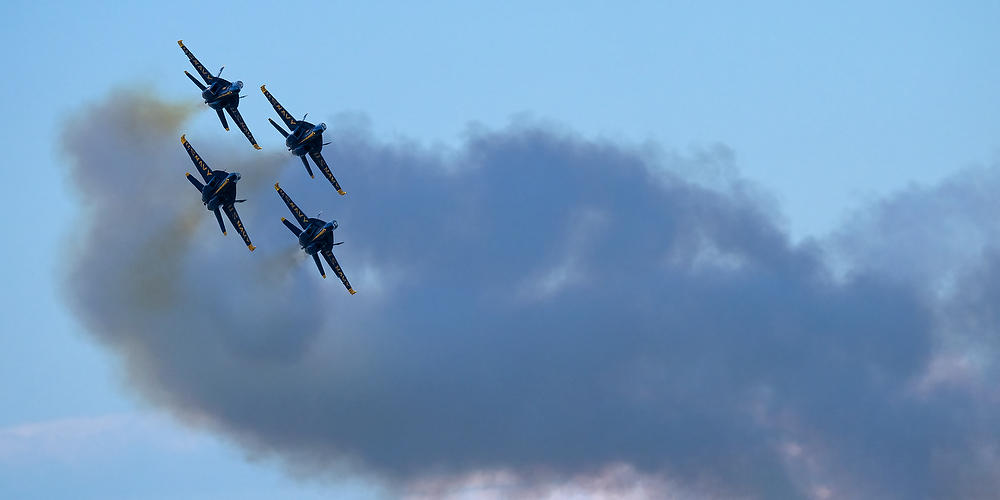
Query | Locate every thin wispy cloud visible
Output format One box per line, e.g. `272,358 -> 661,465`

0,413 -> 208,464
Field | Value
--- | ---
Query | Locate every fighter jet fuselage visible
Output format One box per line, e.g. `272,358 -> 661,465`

286,121 -> 327,156
298,217 -> 338,255
202,79 -> 244,110
201,171 -> 242,210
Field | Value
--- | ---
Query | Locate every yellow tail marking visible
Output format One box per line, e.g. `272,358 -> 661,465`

337,189 -> 346,196
253,144 -> 262,150
348,289 -> 357,295
180,134 -> 187,144
248,245 -> 256,252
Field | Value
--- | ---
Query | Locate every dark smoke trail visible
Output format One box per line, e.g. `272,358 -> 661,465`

61,91 -> 1000,499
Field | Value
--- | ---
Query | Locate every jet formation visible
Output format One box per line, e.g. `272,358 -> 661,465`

176,40 -> 356,294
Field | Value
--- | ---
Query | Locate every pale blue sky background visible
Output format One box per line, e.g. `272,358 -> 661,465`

2,1 -> 999,498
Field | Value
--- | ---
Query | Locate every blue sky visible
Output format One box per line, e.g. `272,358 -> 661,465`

3,1 -> 1000,498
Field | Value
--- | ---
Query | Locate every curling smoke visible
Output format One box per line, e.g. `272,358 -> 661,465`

61,91 -> 1000,499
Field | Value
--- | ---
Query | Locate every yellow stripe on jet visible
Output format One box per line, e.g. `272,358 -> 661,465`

212,178 -> 230,196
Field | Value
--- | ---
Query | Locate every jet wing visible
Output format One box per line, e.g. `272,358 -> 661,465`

322,248 -> 356,294
225,107 -> 261,150
222,204 -> 255,251
177,40 -> 214,85
260,85 -> 297,129
274,183 -> 310,228
181,135 -> 213,182
309,151 -> 346,195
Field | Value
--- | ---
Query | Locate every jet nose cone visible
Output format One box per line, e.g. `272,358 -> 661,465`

320,123 -> 328,132
235,80 -> 244,89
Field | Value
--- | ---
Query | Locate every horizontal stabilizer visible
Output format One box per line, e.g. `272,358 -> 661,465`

312,253 -> 326,278
185,173 -> 205,192
268,118 -> 289,138
213,208 -> 227,235
216,108 -> 229,131
281,217 -> 303,237
184,71 -> 207,91
301,155 -> 314,178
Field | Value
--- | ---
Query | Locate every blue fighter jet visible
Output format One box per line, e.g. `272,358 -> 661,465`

181,135 -> 255,251
178,40 -> 261,150
274,183 -> 355,293
261,85 -> 346,195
